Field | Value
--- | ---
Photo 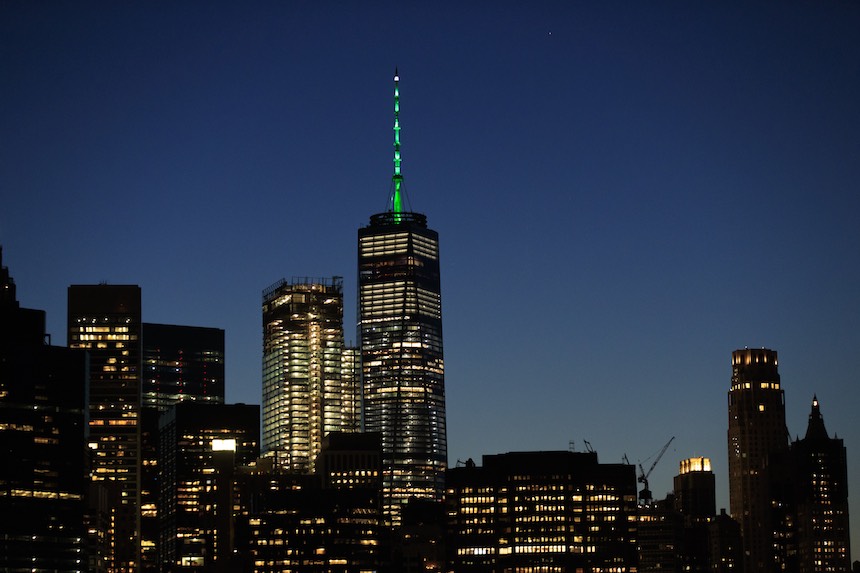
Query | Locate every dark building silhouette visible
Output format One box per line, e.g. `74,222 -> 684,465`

638,494 -> 684,573
68,284 -> 143,572
158,402 -> 259,571
234,433 -> 384,572
791,397 -> 851,572
0,249 -> 88,571
708,509 -> 744,573
727,347 -> 788,572
140,323 -> 226,571
394,498 -> 446,573
359,70 -> 447,525
446,451 -> 638,572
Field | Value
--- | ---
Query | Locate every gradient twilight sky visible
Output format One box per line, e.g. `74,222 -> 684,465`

3,0 -> 859,556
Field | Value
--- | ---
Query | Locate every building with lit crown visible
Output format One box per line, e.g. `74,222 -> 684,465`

727,347 -> 788,572
359,70 -> 447,525
262,277 -> 358,473
673,457 -> 716,573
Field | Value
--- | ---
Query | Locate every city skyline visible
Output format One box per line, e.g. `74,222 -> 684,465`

2,1 -> 859,558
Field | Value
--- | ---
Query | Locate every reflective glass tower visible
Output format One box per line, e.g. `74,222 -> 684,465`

262,277 -> 356,473
358,71 -> 447,523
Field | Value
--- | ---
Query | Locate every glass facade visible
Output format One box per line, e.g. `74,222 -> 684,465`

358,211 -> 447,524
261,277 -> 357,473
141,323 -> 225,411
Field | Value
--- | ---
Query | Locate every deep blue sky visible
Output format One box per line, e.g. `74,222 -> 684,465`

3,0 -> 859,556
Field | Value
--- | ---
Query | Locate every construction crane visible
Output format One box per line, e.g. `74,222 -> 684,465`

637,436 -> 675,505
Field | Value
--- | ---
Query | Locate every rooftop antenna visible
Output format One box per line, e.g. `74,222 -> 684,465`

389,68 -> 405,220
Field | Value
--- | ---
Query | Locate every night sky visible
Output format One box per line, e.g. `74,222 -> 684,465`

3,1 -> 859,557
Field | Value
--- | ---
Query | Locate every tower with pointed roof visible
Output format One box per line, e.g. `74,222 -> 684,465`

791,396 -> 851,572
358,70 -> 447,524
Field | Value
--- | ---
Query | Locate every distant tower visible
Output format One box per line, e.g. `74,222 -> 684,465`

792,396 -> 851,573
261,277 -> 356,473
674,457 -> 716,573
358,70 -> 447,523
674,457 -> 716,522
727,347 -> 788,572
68,284 -> 143,571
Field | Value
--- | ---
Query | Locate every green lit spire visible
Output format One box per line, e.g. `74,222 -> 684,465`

390,68 -> 404,218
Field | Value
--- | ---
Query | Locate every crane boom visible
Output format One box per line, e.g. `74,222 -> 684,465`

637,436 -> 675,505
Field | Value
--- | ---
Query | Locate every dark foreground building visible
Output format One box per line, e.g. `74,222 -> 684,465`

234,432 -> 384,572
0,249 -> 88,571
446,451 -> 638,572
158,402 -> 259,571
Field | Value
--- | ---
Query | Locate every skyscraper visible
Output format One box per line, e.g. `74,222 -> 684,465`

141,323 -> 225,411
358,70 -> 447,523
158,402 -> 259,570
727,347 -> 788,572
68,284 -> 143,572
792,396 -> 851,573
140,322 -> 226,570
262,277 -> 357,473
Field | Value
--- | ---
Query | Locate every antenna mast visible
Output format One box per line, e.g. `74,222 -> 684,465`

390,68 -> 404,218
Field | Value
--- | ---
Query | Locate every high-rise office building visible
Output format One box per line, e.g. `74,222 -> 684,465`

727,347 -> 788,572
792,396 -> 851,573
262,277 -> 356,473
341,345 -> 361,433
68,284 -> 142,572
158,402 -> 259,570
142,323 -> 225,411
446,451 -> 638,572
1,249 -> 88,571
140,323 -> 226,570
358,71 -> 447,523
